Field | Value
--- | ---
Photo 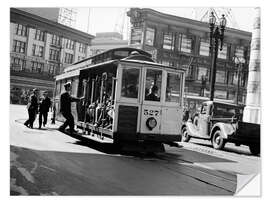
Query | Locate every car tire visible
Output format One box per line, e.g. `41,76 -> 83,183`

211,130 -> 225,150
181,127 -> 190,142
249,144 -> 260,156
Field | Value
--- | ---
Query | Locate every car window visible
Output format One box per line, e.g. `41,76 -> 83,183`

201,104 -> 207,114
214,106 -> 236,117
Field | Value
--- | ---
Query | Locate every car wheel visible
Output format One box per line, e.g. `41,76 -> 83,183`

211,130 -> 225,150
181,127 -> 190,142
249,144 -> 260,156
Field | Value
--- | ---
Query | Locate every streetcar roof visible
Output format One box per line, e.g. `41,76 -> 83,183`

56,58 -> 185,81
55,69 -> 80,81
120,58 -> 186,72
71,47 -> 152,66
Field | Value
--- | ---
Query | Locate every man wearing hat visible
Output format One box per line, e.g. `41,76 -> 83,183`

38,90 -> 51,129
58,82 -> 82,134
24,88 -> 39,128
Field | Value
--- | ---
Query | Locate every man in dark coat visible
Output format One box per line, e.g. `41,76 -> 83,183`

58,82 -> 81,134
24,88 -> 39,128
38,91 -> 51,129
145,85 -> 160,101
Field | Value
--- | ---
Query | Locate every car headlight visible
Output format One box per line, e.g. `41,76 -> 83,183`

146,117 -> 157,130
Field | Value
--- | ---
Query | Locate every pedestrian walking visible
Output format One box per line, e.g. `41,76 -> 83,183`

58,82 -> 82,134
38,91 -> 51,129
24,88 -> 39,128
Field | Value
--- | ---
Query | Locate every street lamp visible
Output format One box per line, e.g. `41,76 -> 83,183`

209,12 -> 227,101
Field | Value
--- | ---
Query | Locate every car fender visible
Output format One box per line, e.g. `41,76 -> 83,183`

182,121 -> 198,137
210,122 -> 236,140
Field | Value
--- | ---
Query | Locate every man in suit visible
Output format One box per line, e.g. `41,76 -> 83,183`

38,91 -> 51,129
58,82 -> 82,134
24,88 -> 39,128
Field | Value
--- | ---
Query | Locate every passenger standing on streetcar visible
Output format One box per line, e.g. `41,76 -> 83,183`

24,88 -> 39,128
38,90 -> 51,129
58,82 -> 81,134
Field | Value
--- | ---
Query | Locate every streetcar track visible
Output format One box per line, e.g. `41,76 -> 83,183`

137,151 -> 237,193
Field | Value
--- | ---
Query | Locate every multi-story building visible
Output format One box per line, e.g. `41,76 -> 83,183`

127,8 -> 251,104
89,32 -> 128,56
10,8 -> 94,104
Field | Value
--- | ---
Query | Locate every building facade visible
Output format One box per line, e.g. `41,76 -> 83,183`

10,8 -> 94,104
127,8 -> 252,103
89,32 -> 128,56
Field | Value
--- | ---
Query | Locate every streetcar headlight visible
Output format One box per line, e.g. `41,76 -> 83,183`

146,117 -> 157,130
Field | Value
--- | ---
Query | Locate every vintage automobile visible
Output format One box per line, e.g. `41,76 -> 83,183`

181,101 -> 260,155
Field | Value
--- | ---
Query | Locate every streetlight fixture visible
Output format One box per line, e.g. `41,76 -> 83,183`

209,12 -> 227,101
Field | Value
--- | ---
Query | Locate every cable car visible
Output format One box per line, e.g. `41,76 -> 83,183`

53,47 -> 185,152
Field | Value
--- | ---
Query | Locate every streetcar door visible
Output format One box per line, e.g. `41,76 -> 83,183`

114,63 -> 142,140
140,68 -> 162,135
161,71 -> 184,135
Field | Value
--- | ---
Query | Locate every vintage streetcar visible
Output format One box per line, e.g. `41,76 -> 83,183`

53,47 -> 185,152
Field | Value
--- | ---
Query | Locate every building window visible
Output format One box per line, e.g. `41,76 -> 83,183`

15,24 -> 27,36
163,32 -> 175,50
65,39 -> 75,50
64,53 -> 74,64
34,29 -> 45,41
184,65 -> 196,80
218,43 -> 227,59
31,61 -> 44,73
12,40 -> 26,53
11,57 -> 26,71
130,28 -> 142,45
145,27 -> 155,46
199,38 -> 210,56
197,67 -> 209,80
234,46 -> 246,63
178,34 -> 193,53
32,44 -> 44,57
216,70 -> 226,83
214,90 -> 227,99
228,71 -> 238,85
78,56 -> 85,61
49,49 -> 60,61
48,63 -> 57,75
51,34 -> 61,46
78,43 -> 86,53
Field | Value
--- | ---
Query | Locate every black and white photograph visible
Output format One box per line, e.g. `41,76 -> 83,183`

7,1 -> 264,197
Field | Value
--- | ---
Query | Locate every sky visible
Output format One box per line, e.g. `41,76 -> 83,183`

73,7 -> 256,39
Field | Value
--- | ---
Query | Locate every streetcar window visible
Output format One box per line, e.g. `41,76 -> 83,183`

166,73 -> 180,103
145,69 -> 162,102
121,68 -> 139,98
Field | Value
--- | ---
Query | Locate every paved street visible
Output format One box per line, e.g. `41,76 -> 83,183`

10,104 -> 260,195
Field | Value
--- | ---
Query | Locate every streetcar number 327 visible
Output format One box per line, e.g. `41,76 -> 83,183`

144,109 -> 159,116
